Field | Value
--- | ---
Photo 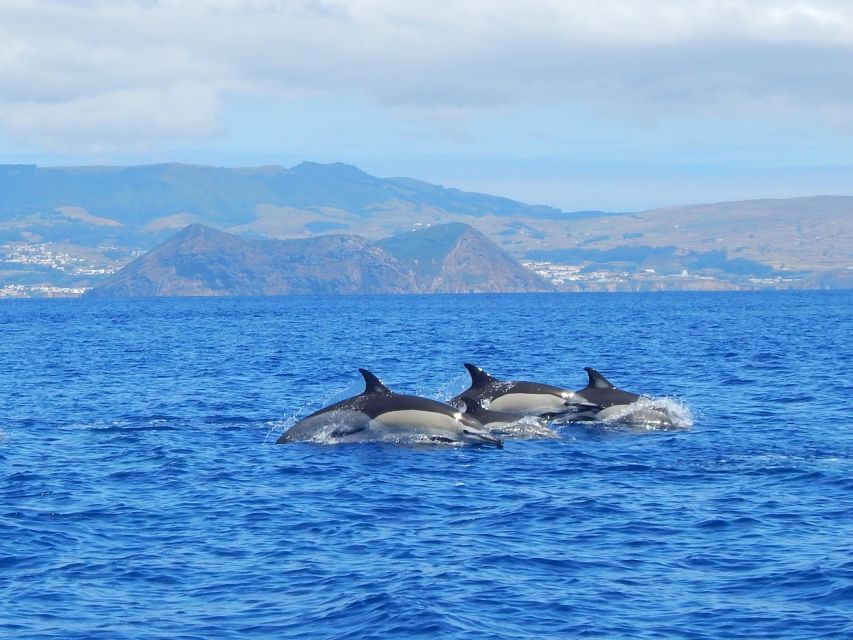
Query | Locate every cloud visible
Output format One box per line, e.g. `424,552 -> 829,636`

1,84 -> 222,151
1,0 -> 853,150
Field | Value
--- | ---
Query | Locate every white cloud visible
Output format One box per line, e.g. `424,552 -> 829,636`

1,84 -> 221,151
1,0 -> 853,150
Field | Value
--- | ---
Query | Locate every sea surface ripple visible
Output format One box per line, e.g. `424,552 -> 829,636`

1,292 -> 852,639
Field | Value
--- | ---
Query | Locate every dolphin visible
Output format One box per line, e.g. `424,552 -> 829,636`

278,368 -> 503,447
450,363 -> 596,419
572,367 -> 674,426
453,394 -> 530,428
454,393 -> 558,439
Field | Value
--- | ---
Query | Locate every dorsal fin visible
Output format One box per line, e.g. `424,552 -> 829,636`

584,367 -> 615,389
456,394 -> 482,415
464,363 -> 496,388
359,368 -> 392,395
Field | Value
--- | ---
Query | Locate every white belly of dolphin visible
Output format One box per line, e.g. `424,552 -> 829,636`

369,410 -> 466,437
488,393 -> 570,416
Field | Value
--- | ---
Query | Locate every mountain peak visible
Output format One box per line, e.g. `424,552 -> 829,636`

289,161 -> 371,180
378,223 -> 550,292
175,222 -> 221,236
164,223 -> 233,244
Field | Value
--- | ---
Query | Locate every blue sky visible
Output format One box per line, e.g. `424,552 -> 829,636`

1,0 -> 852,211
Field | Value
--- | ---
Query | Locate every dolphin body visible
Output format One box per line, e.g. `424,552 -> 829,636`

450,363 -> 595,419
453,394 -> 531,427
572,367 -> 674,426
455,393 -> 558,438
278,369 -> 503,447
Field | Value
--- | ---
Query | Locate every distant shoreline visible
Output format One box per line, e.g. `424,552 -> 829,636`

3,163 -> 851,296
3,287 -> 851,301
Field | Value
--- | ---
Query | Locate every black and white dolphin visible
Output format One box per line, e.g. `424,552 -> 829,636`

453,394 -> 530,428
278,368 -> 503,447
450,363 -> 595,419
573,367 -> 674,426
455,393 -> 557,439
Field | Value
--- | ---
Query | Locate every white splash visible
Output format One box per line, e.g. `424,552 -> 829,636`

490,416 -> 558,439
596,396 -> 694,430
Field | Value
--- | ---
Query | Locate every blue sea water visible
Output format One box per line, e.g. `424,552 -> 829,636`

1,291 -> 852,639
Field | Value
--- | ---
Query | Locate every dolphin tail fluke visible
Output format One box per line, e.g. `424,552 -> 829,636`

359,368 -> 393,395
584,367 -> 615,389
463,363 -> 496,388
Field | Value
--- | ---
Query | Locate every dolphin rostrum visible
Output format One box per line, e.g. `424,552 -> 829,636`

450,363 -> 595,419
278,369 -> 503,447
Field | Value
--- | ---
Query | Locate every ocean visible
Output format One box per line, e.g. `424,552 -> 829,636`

1,291 -> 851,639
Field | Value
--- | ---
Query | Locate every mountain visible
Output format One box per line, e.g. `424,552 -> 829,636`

85,225 -> 416,297
0,161 -> 559,230
378,223 -> 547,292
2,161 -> 851,295
526,196 -> 853,274
85,223 -> 551,297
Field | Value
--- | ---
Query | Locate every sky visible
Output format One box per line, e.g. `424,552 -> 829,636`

1,0 -> 853,211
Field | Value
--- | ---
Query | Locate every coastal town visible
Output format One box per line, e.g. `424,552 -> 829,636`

0,241 -> 121,275
0,241 -> 122,298
521,260 -> 807,292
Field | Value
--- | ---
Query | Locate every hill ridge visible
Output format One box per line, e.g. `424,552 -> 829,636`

85,222 -> 551,298
2,161 -> 851,295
